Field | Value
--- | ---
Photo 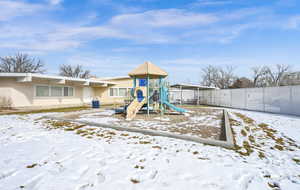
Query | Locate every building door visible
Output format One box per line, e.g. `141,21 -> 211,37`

83,87 -> 93,103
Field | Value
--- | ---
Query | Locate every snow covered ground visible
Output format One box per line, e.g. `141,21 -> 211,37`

0,109 -> 299,190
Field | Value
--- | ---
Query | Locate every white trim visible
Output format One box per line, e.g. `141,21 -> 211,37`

0,73 -> 116,85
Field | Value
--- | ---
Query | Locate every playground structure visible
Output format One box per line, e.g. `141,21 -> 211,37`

125,62 -> 187,120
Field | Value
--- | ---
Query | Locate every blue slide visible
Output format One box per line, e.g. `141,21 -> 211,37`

161,86 -> 187,113
163,101 -> 187,113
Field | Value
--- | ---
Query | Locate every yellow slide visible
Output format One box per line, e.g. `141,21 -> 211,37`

126,86 -> 147,120
126,98 -> 146,120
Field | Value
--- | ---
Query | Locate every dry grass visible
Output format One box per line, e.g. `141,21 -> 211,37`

26,163 -> 38,168
292,158 -> 300,164
234,113 -> 254,124
1,106 -> 90,115
231,112 -> 299,159
139,141 -> 151,144
130,178 -> 140,184
152,145 -> 162,149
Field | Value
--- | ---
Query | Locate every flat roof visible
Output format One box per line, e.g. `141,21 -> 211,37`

95,76 -> 131,80
0,73 -> 117,85
170,83 -> 216,90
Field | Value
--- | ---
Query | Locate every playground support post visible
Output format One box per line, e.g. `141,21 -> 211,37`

147,75 -> 150,116
159,77 -> 163,115
133,77 -> 136,89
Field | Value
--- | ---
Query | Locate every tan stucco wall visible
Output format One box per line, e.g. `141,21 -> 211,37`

0,77 -> 86,108
95,78 -> 133,105
0,77 -> 134,108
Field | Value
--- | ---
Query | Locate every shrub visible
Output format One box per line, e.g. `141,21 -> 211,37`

0,96 -> 12,109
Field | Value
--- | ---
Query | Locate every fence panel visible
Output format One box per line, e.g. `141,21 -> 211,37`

170,85 -> 300,116
231,89 -> 246,109
264,87 -> 283,114
246,88 -> 264,111
278,86 -> 292,115
291,86 -> 300,116
219,89 -> 231,107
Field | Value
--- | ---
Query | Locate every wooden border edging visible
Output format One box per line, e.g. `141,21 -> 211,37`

223,109 -> 234,148
43,109 -> 235,149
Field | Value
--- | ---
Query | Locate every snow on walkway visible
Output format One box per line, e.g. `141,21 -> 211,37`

0,110 -> 299,190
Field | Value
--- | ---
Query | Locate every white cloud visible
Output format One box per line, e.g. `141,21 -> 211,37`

192,0 -> 233,7
0,4 -> 298,53
49,0 -> 63,5
110,9 -> 218,28
65,54 -> 142,77
0,0 -> 44,21
287,15 -> 300,29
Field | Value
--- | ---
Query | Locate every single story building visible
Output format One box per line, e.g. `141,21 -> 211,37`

0,73 -> 133,108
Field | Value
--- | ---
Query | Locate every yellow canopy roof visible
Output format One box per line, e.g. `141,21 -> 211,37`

128,61 -> 168,79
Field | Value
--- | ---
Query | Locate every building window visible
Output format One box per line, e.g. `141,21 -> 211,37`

109,88 -> 118,96
119,88 -> 127,97
64,87 -> 74,97
36,86 -> 49,97
36,85 -> 74,97
69,87 -> 74,96
51,86 -> 63,97
109,88 -> 130,97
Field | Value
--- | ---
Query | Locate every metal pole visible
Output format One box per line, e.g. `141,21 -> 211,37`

147,75 -> 150,116
180,86 -> 183,105
197,88 -> 199,105
133,77 -> 136,88
159,77 -> 163,115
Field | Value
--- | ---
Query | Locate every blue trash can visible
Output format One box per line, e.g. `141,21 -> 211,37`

92,100 -> 100,108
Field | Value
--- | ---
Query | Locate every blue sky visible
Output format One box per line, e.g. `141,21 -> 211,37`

1,0 -> 300,83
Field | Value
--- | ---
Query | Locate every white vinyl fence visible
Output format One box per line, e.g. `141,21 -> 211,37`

170,85 -> 300,116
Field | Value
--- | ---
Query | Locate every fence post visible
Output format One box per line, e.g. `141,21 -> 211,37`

197,88 -> 199,105
230,90 -> 233,107
289,86 -> 293,115
180,86 -> 182,105
263,87 -> 265,112
244,88 -> 247,110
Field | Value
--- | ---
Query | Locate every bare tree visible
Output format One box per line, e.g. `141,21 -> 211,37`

265,64 -> 290,86
0,53 -> 44,73
59,64 -> 91,79
200,65 -> 236,89
217,66 -> 236,89
251,66 -> 269,87
200,65 -> 219,87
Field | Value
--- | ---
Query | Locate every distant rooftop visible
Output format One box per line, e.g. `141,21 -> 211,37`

170,83 -> 216,90
95,76 -> 131,80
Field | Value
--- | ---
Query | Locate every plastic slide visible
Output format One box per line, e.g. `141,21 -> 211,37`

163,101 -> 187,113
126,98 -> 146,120
161,86 -> 187,113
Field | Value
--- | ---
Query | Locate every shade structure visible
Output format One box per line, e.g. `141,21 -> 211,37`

128,61 -> 168,79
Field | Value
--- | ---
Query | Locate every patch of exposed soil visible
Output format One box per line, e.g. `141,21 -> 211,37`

113,107 -> 224,140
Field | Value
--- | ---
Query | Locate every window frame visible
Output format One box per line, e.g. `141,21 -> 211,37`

34,85 -> 75,98
35,85 -> 50,97
109,87 -> 131,97
50,86 -> 63,97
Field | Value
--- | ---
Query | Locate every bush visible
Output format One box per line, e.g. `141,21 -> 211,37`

0,96 -> 12,109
